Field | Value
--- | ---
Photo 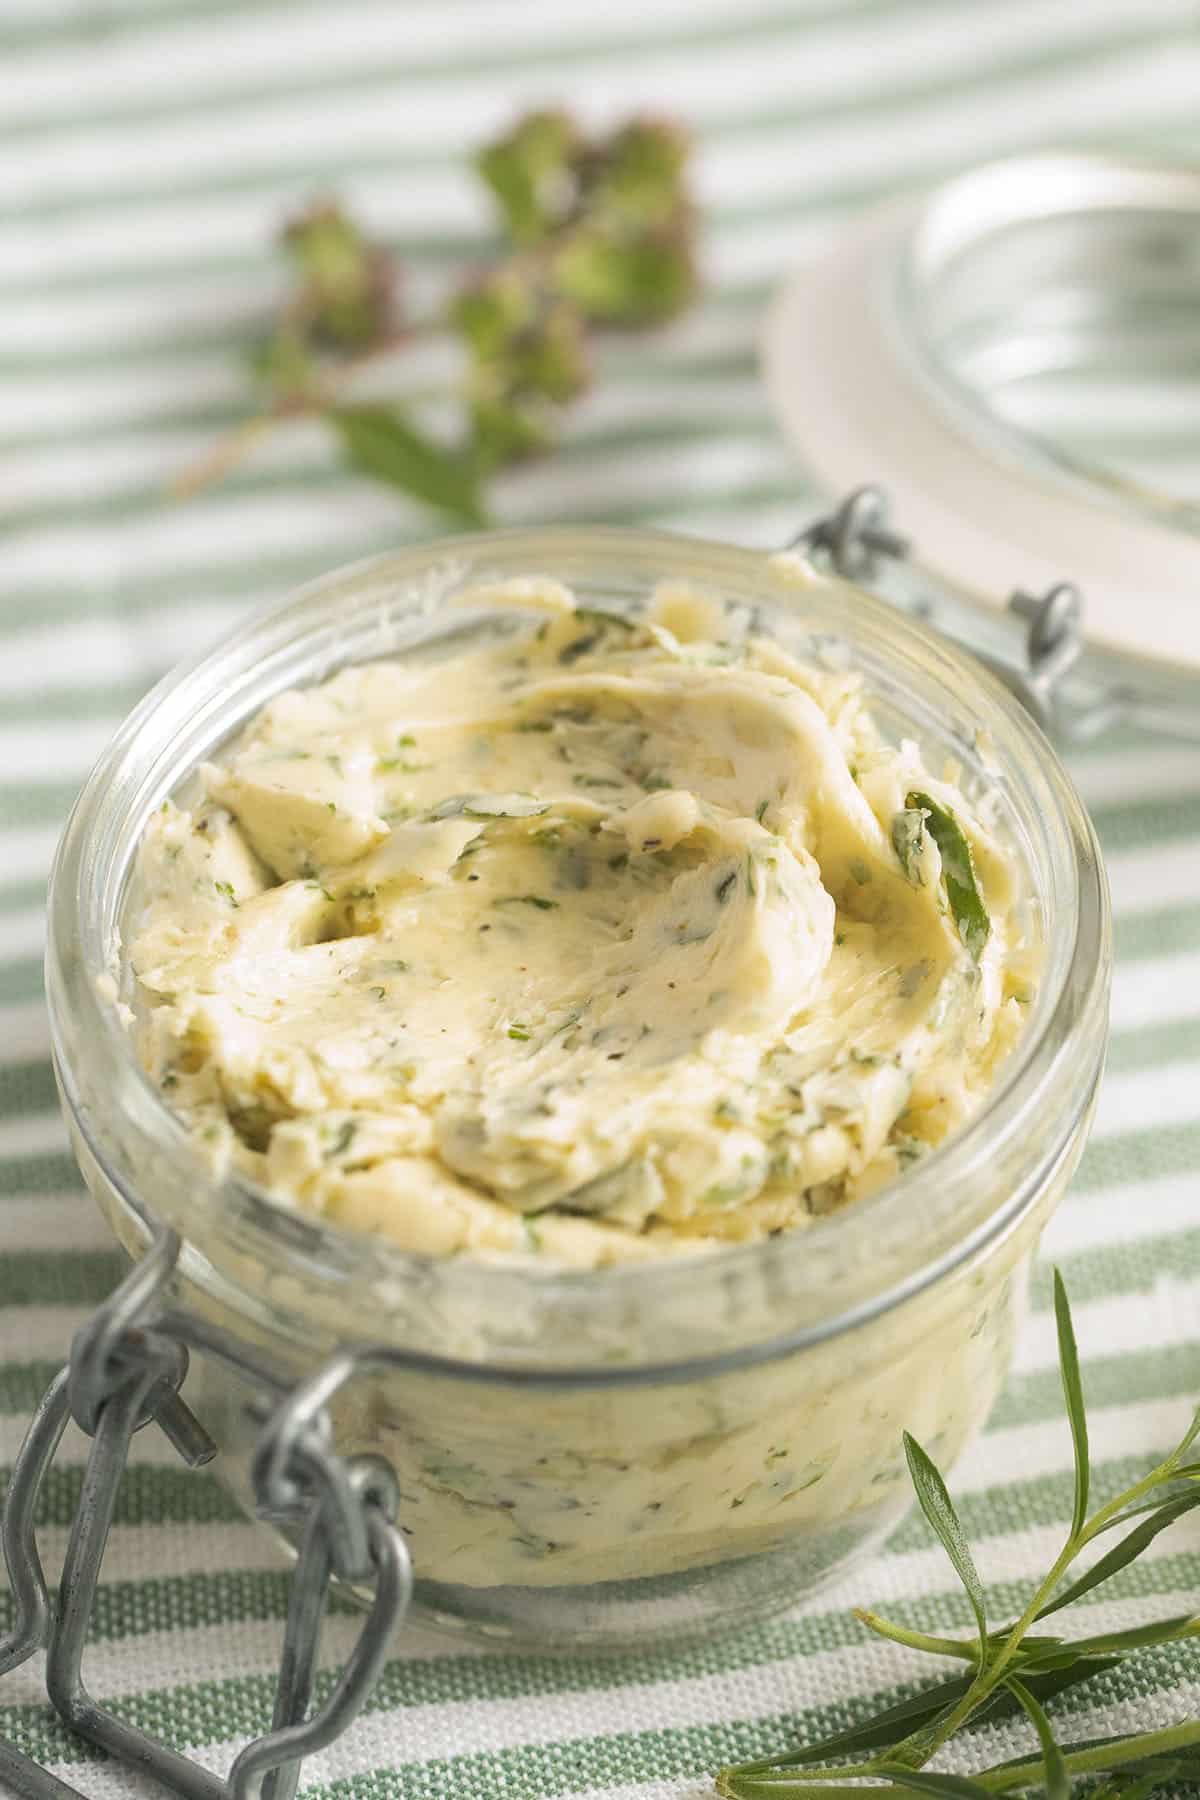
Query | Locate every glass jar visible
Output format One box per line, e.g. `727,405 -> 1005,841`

45,527 -> 1110,1650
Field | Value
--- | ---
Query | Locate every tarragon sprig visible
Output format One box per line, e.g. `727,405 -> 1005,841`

717,1270 -> 1200,1798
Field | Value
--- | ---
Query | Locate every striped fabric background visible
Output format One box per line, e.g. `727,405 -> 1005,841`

3,3 -> 1200,1794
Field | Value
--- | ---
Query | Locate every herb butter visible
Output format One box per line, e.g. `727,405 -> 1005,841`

129,577 -> 1033,1266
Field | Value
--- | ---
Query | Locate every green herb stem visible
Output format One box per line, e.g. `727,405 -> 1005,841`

852,1611 -> 980,1663
716,1270 -> 1200,1800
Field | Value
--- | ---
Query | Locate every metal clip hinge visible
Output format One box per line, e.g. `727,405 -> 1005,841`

0,1229 -> 410,1800
792,485 -> 1121,740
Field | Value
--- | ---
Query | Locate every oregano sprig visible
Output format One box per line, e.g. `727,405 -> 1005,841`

171,111 -> 698,521
715,1272 -> 1200,1798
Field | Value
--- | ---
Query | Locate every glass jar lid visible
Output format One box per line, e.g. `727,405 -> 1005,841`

763,151 -> 1200,740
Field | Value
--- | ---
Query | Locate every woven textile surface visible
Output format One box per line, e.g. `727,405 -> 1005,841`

2,3 -> 1200,1794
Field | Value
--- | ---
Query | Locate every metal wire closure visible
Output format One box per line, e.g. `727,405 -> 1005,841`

791,486 -> 1126,740
792,484 -> 909,583
0,1230 -> 411,1800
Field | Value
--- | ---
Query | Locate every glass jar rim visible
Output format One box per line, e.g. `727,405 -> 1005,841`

894,150 -> 1200,539
45,524 -> 1110,1377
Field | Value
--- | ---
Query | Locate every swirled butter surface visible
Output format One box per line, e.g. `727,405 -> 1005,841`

129,576 -> 1032,1266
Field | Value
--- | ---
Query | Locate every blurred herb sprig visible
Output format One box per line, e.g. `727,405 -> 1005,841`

717,1272 -> 1200,1799
172,111 -> 698,521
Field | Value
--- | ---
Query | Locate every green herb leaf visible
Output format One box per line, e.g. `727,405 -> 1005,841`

1123,1775 -> 1191,1799
715,868 -> 738,904
1168,1401 -> 1200,1467
329,1119 -> 357,1159
1053,1267 -> 1090,1538
466,386 -> 558,468
1037,1487 -> 1200,1618
903,1431 -> 988,1646
475,109 -> 579,245
1037,1614 -> 1197,1659
590,117 -> 692,230
432,792 -> 550,820
873,1766 -> 996,1798
574,604 -> 637,631
988,1729 -> 1200,1785
719,1655 -> 1119,1787
1004,1677 -> 1068,1800
892,805 -> 929,885
1103,1778 -> 1174,1800
329,407 -> 487,526
282,200 -> 397,351
725,1677 -> 976,1774
450,265 -> 535,355
521,1217 -> 543,1252
553,223 -> 698,325
905,791 -> 990,960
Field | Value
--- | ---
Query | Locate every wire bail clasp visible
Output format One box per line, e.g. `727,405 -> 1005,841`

790,484 -> 909,582
791,485 -> 1103,739
0,1230 -> 411,1800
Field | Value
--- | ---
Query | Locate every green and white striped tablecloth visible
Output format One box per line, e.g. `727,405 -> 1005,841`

3,3 -> 1200,1795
